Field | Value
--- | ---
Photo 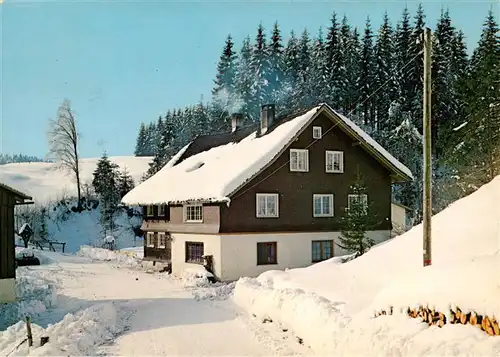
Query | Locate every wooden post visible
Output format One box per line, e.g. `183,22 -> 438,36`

25,316 -> 33,347
423,27 -> 433,267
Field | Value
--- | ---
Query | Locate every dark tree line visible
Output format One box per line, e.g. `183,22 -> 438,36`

0,153 -> 50,165
134,6 -> 500,224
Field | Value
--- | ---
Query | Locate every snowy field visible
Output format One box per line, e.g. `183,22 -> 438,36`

0,156 -> 152,204
0,249 -> 310,356
233,175 -> 500,356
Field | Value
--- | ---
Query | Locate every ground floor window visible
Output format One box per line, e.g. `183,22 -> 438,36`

158,232 -> 166,248
185,242 -> 204,264
146,232 -> 156,247
257,242 -> 277,265
311,240 -> 334,262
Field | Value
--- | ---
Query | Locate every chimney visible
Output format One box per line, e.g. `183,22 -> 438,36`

260,104 -> 276,135
231,113 -> 244,133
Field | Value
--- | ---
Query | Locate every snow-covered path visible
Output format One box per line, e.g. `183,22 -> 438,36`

27,254 -> 307,356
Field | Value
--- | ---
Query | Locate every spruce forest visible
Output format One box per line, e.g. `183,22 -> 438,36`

134,6 -> 500,224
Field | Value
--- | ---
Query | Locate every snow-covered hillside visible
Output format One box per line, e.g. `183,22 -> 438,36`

0,156 -> 152,204
234,175 -> 500,356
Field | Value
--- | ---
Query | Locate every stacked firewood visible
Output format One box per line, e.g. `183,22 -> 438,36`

374,305 -> 500,336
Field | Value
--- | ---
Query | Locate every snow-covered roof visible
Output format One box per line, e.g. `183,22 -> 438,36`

122,104 -> 412,205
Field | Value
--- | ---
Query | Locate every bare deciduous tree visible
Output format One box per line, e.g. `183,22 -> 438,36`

47,99 -> 82,208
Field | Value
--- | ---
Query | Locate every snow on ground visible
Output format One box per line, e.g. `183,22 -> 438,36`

0,156 -> 152,205
77,246 -> 142,266
15,248 -> 54,265
234,175 -> 500,356
1,251 -> 310,356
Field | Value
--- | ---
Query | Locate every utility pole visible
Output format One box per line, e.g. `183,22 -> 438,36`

423,27 -> 433,267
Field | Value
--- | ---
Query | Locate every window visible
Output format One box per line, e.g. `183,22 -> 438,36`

313,194 -> 334,217
313,126 -> 322,139
257,242 -> 277,265
146,205 -> 154,217
158,204 -> 166,216
290,149 -> 309,172
185,242 -> 204,264
158,232 -> 166,249
256,193 -> 279,218
184,204 -> 203,222
326,151 -> 344,173
146,232 -> 156,247
312,240 -> 334,262
348,194 -> 368,213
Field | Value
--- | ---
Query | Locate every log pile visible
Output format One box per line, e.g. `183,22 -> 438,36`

374,304 -> 500,336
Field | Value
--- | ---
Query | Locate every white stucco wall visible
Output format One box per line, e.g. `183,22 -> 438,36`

219,230 -> 391,281
391,203 -> 407,236
169,231 -> 391,282
170,233 -> 222,278
0,278 -> 16,303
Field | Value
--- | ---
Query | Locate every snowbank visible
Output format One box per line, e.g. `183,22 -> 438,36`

15,248 -> 54,265
77,246 -> 141,266
0,270 -> 57,331
233,175 -> 500,355
0,303 -> 122,356
181,266 -> 214,287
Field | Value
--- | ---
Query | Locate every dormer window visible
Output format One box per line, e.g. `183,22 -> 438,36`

313,126 -> 322,139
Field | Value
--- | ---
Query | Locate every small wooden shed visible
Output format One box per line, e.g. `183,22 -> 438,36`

0,182 -> 32,303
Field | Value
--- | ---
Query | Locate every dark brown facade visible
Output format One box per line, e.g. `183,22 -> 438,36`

0,184 -> 32,280
219,112 -> 393,233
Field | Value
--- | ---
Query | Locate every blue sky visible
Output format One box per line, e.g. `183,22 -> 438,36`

1,0 -> 498,158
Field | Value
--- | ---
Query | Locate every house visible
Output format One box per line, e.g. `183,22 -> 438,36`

0,183 -> 33,303
391,201 -> 413,237
122,103 -> 413,281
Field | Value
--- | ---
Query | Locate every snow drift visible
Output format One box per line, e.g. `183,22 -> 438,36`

233,175 -> 500,355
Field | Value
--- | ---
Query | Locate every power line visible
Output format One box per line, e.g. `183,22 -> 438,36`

231,49 -> 424,201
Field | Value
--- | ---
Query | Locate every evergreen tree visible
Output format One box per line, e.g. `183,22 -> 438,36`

374,12 -> 396,131
294,29 -> 313,108
212,34 -> 238,111
92,152 -> 121,237
448,10 -> 500,191
325,12 -> 341,106
117,167 -> 135,199
309,27 -> 329,103
337,15 -> 352,113
358,17 -> 376,129
283,31 -> 301,112
134,123 -> 147,156
234,36 -> 255,119
345,27 -> 362,118
251,24 -> 273,113
408,3 -> 426,130
268,22 -> 286,105
337,172 -> 380,257
395,7 -> 415,117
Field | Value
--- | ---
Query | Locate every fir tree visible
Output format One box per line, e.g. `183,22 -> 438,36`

358,17 -> 376,129
134,123 -> 147,156
395,7 -> 415,116
212,34 -> 238,110
337,15 -> 352,113
117,167 -> 135,198
234,36 -> 255,119
294,29 -> 313,108
337,172 -> 380,257
283,31 -> 301,112
345,27 -> 362,117
325,12 -> 341,106
251,24 -> 273,113
374,12 -> 396,131
268,22 -> 286,105
309,27 -> 329,103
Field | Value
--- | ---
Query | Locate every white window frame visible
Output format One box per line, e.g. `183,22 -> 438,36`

289,149 -> 309,172
313,194 -> 334,217
184,204 -> 203,223
158,204 -> 166,216
146,232 -> 155,247
256,193 -> 279,218
313,126 -> 322,139
348,194 -> 368,213
326,150 -> 344,173
158,232 -> 166,248
146,205 -> 154,217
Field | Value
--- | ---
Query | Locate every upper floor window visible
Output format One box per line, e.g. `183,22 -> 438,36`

256,193 -> 279,218
146,232 -> 156,247
326,150 -> 344,173
290,149 -> 309,172
348,194 -> 368,213
184,204 -> 203,222
313,126 -> 322,139
158,204 -> 166,216
313,194 -> 334,217
146,205 -> 154,217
